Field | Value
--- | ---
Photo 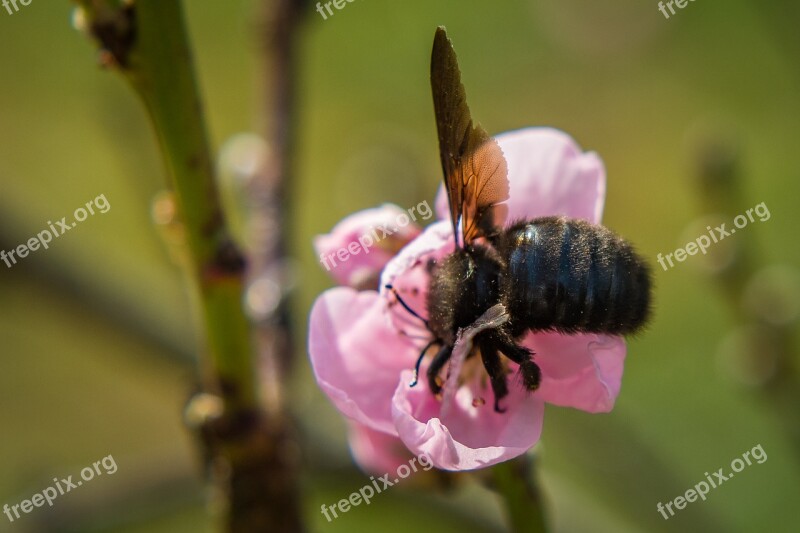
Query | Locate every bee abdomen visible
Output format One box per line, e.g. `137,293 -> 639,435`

498,216 -> 651,336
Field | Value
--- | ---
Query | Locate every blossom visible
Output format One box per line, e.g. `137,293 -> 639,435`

314,204 -> 423,290
309,127 -> 627,471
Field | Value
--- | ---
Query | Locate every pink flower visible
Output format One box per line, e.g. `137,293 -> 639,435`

314,204 -> 423,290
309,127 -> 627,471
347,421 -> 416,474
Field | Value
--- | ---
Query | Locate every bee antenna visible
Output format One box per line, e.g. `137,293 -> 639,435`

385,284 -> 429,328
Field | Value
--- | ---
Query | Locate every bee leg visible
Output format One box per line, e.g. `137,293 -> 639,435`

500,341 -> 541,392
426,344 -> 453,395
477,339 -> 509,413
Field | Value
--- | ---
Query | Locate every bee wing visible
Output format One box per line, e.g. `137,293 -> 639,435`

431,26 -> 509,248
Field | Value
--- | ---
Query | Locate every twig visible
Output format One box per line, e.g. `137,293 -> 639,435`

491,455 -> 549,533
72,0 -> 305,530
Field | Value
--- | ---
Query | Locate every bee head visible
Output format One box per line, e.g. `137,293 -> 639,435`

426,246 -> 503,345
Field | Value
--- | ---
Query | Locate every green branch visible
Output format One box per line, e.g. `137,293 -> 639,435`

72,2 -> 307,530
492,455 -> 550,533
74,0 -> 256,411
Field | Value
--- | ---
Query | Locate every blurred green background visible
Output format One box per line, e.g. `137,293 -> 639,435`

1,0 -> 798,531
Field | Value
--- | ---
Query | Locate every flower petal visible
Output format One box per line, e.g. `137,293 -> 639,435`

392,370 -> 545,471
308,287 -> 418,434
314,204 -> 422,289
523,332 -> 626,413
434,127 -> 607,225
380,221 -> 455,336
435,185 -> 450,221
347,421 -> 414,474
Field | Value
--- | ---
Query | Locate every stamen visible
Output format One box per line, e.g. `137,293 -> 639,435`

385,284 -> 429,327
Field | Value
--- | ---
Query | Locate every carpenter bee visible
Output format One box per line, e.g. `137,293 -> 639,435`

393,27 -> 652,413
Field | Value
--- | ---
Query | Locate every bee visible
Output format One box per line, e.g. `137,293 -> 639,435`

394,27 -> 652,413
